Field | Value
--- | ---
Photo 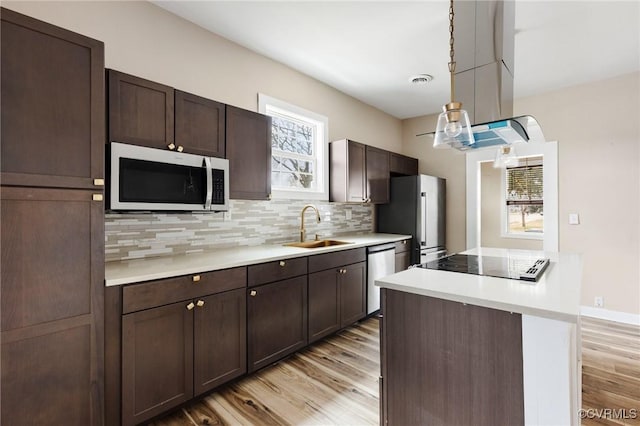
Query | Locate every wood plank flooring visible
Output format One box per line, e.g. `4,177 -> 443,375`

148,316 -> 639,426
581,316 -> 640,426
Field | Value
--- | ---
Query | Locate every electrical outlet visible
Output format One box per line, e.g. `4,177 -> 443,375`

345,209 -> 352,220
594,296 -> 604,308
569,213 -> 580,225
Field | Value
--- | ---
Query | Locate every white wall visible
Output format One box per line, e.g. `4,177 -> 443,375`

3,1 -> 402,152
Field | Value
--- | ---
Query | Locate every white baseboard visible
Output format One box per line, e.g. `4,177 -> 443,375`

580,306 -> 640,326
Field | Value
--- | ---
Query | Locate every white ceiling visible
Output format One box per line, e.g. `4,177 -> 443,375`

153,1 -> 640,119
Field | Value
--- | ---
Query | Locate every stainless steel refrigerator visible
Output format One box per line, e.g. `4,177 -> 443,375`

377,174 -> 446,265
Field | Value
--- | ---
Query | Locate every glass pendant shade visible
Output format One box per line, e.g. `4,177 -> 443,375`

433,102 -> 475,149
493,145 -> 517,168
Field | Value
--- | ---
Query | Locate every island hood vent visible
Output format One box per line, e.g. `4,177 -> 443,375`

423,1 -> 545,148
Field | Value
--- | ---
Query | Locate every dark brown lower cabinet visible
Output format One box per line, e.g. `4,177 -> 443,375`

308,269 -> 340,342
381,289 -> 524,426
248,275 -> 307,372
0,186 -> 104,426
121,287 -> 247,426
194,288 -> 246,395
308,261 -> 366,343
122,301 -> 194,426
339,262 -> 366,328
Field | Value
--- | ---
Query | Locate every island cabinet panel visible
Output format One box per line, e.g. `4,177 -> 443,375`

247,275 -> 307,372
0,8 -> 104,190
108,69 -> 174,150
193,288 -> 246,396
389,152 -> 419,176
175,90 -> 226,158
381,289 -> 524,426
226,105 -> 272,200
122,301 -> 194,426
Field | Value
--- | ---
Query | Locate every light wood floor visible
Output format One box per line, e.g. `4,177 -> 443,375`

149,316 -> 639,426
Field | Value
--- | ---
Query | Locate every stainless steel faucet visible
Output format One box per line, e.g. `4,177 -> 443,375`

300,204 -> 321,242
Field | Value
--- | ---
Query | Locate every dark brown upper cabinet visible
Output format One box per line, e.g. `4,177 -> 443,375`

226,105 -> 272,200
1,8 -> 104,190
107,69 -> 175,150
175,90 -> 225,158
365,145 -> 390,204
330,139 -> 389,204
390,152 -> 419,176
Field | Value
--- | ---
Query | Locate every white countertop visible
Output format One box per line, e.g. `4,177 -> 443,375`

105,233 -> 409,286
375,247 -> 582,322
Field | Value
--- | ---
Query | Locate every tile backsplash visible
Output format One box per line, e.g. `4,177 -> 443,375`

105,199 -> 374,262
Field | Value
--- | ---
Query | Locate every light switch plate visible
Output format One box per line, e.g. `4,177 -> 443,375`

568,213 -> 580,225
345,209 -> 352,220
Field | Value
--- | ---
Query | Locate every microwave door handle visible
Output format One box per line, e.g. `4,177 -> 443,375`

421,192 -> 427,246
204,157 -> 213,210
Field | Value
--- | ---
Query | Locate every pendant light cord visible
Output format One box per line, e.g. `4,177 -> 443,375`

448,0 -> 456,102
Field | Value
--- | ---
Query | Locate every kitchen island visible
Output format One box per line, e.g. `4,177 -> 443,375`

376,247 -> 583,426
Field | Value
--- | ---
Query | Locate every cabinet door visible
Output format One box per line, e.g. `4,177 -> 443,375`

1,186 -> 104,425
395,248 -> 411,271
108,69 -> 174,150
308,269 -> 340,343
247,276 -> 307,372
390,153 -> 419,176
122,302 -> 194,426
194,288 -> 246,395
339,261 -> 366,328
175,90 -> 226,158
365,146 -> 390,204
347,140 -> 367,202
226,105 -> 271,200
1,8 -> 104,190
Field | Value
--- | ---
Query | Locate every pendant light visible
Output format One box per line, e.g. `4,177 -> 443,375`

493,145 -> 518,168
433,0 -> 475,149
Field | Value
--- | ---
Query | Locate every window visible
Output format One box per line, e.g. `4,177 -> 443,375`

502,156 -> 544,237
258,94 -> 329,200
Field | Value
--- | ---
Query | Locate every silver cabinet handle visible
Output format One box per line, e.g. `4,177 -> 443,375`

196,300 -> 205,307
192,275 -> 201,283
279,260 -> 286,267
186,302 -> 195,310
250,290 -> 257,297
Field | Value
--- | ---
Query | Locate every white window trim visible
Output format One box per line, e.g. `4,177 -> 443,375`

465,141 -> 558,251
258,93 -> 329,201
500,162 -> 544,241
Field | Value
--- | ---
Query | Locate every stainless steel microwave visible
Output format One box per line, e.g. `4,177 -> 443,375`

108,142 -> 229,211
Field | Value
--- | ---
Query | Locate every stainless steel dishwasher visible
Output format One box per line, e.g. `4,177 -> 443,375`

367,243 -> 396,315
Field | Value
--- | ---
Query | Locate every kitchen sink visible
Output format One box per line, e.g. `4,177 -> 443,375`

284,239 -> 352,249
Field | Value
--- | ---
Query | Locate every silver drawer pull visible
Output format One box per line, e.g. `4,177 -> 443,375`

196,300 -> 205,307
186,302 -> 195,310
192,275 -> 201,282
250,290 -> 257,297
279,260 -> 286,267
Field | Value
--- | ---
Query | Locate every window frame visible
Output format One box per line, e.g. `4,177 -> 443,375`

258,93 -> 329,201
500,156 -> 544,240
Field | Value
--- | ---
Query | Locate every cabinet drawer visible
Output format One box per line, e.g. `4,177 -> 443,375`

395,239 -> 411,254
247,257 -> 307,287
308,248 -> 366,273
123,267 -> 246,314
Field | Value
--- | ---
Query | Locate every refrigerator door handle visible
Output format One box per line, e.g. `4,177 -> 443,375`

421,192 -> 427,246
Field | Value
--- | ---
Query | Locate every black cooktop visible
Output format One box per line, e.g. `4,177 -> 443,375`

418,254 -> 550,282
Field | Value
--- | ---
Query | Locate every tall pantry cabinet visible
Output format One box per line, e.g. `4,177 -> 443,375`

0,8 -> 105,426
